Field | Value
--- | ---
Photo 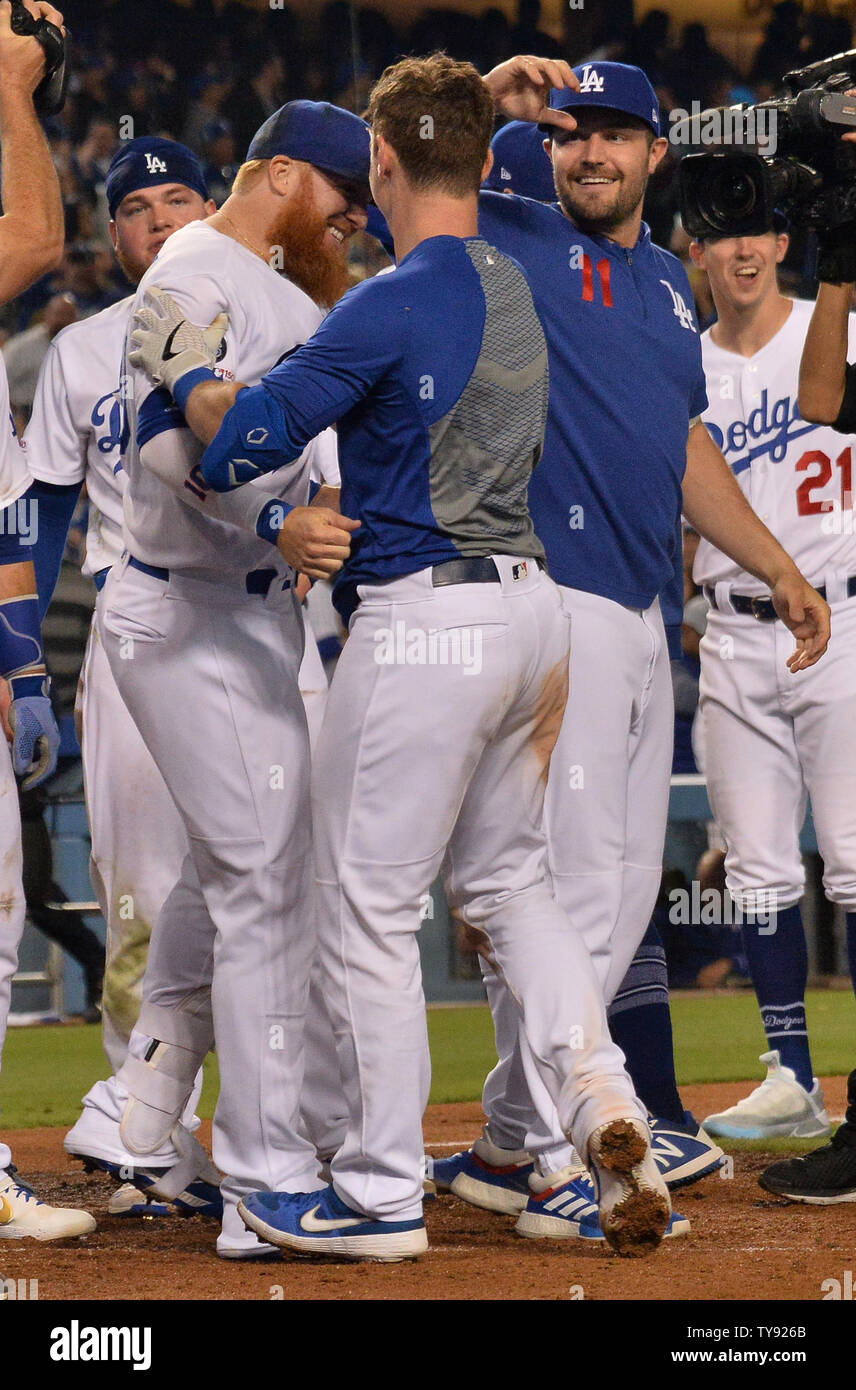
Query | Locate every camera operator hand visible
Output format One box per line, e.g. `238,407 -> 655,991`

0,2 -> 63,95
0,0 -> 65,305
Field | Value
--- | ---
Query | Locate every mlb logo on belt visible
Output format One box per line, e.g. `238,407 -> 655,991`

578,65 -> 605,93
512,561 -> 529,581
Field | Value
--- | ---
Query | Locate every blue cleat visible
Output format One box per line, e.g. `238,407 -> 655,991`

648,1111 -> 727,1189
427,1130 -> 534,1214
239,1184 -> 428,1263
515,1164 -> 691,1241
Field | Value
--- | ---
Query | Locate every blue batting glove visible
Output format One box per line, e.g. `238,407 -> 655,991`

9,679 -> 60,790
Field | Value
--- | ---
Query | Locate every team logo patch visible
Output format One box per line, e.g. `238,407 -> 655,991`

144,153 -> 167,174
512,561 -> 529,581
578,65 -> 605,93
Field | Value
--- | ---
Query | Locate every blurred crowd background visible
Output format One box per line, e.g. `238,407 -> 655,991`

3,0 -> 855,431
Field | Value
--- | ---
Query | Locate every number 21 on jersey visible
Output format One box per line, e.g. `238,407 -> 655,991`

796,446 -> 853,516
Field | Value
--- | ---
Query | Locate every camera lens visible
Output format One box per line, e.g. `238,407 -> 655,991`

708,167 -> 757,225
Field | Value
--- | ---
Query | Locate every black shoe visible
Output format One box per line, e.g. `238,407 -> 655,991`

759,1068 -> 856,1204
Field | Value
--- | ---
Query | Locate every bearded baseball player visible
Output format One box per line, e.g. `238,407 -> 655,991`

141,52 -> 681,1261
101,100 -> 370,1259
683,216 -> 856,1141
429,109 -> 725,1240
22,137 -> 223,1219
0,0 -> 95,1240
397,57 -> 830,1238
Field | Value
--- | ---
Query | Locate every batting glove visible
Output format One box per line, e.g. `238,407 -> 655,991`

129,287 -> 229,401
8,677 -> 60,791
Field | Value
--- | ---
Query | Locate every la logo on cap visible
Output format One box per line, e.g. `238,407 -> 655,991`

578,65 -> 605,93
501,166 -> 511,180
144,154 -> 167,174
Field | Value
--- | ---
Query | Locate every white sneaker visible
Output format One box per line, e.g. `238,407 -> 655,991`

587,1118 -> 671,1257
703,1051 -> 831,1140
0,1168 -> 96,1241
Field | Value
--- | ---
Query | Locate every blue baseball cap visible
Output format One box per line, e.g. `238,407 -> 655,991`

106,138 -> 209,218
246,100 -> 370,185
543,61 -> 661,137
482,120 -> 555,203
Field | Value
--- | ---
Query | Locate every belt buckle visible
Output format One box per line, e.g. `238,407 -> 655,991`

750,596 -> 773,623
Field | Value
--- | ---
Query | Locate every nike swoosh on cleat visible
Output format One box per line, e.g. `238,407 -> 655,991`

299,1205 -> 365,1233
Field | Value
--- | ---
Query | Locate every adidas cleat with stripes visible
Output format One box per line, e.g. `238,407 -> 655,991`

239,1185 -> 428,1263
515,1164 -> 690,1241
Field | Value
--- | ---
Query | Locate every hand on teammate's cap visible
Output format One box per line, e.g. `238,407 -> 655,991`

130,287 -> 228,396
770,572 -> 831,671
483,55 -> 579,132
276,505 -> 360,581
0,0 -> 64,96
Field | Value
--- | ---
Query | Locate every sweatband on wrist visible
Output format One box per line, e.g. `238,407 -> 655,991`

256,497 -> 294,546
172,366 -> 218,413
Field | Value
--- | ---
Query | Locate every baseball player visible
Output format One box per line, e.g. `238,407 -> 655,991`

686,215 -> 856,1140
379,57 -> 829,1237
144,52 -> 678,1261
0,0 -> 94,1240
21,137 -> 223,1217
429,112 -> 725,1233
99,100 -> 371,1260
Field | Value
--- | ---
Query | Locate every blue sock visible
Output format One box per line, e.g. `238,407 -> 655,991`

607,920 -> 685,1125
846,912 -> 856,995
741,902 -> 813,1091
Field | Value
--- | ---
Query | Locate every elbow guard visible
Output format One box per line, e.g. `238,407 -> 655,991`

201,388 -> 300,492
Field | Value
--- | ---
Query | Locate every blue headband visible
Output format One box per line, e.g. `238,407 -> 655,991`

106,138 -> 209,218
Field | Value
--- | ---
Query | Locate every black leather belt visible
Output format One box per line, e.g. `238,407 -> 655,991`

705,576 -> 856,623
127,555 -> 289,597
431,556 -> 546,587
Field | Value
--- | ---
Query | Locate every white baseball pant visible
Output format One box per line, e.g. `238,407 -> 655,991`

0,736 -> 26,1173
699,593 -> 856,911
100,559 -> 319,1245
313,558 -> 645,1220
480,587 -> 674,1167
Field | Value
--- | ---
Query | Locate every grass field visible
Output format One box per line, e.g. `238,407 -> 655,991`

2,988 -> 854,1130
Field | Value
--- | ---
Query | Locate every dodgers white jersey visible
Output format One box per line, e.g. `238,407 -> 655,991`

23,296 -> 133,577
123,220 -> 327,577
695,296 -> 856,593
0,355 -> 34,513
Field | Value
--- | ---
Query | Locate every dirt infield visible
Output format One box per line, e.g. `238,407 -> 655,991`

1,1076 -> 850,1302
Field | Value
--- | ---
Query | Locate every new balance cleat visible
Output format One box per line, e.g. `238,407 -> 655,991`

703,1051 -> 831,1140
649,1111 -> 726,1187
239,1184 -> 428,1263
431,1129 -> 534,1214
0,1167 -> 96,1241
515,1164 -> 690,1241
587,1117 -> 672,1257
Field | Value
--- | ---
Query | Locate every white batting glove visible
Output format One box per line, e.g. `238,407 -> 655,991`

129,287 -> 228,398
